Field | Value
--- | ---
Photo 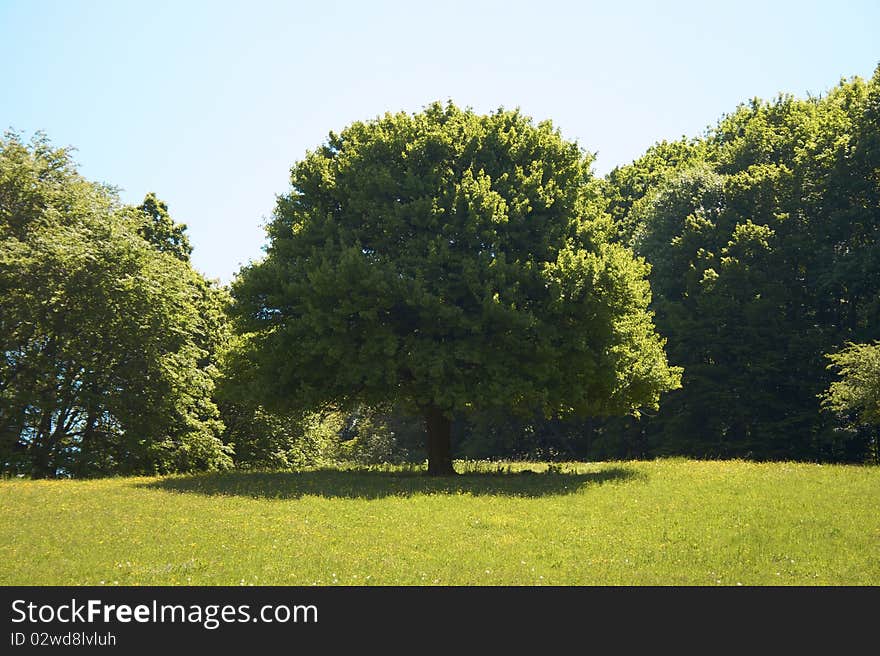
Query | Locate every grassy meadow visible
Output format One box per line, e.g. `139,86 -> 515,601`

1,459 -> 877,586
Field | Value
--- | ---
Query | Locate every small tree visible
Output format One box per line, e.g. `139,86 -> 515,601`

822,342 -> 880,462
823,342 -> 880,426
230,103 -> 680,474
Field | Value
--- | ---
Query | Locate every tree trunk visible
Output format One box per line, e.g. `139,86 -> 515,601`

74,409 -> 99,478
30,409 -> 55,478
424,405 -> 455,476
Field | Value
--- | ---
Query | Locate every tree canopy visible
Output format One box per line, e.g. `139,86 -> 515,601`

229,102 -> 681,474
0,132 -> 231,477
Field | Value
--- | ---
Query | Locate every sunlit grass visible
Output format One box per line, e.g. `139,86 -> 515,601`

1,459 -> 877,585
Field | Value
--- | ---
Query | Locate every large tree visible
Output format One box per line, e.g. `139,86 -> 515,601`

0,132 -> 231,477
230,103 -> 680,474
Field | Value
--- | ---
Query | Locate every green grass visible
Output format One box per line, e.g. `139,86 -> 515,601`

1,459 -> 878,585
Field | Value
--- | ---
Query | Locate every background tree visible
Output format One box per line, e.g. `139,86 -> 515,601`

135,192 -> 193,262
219,404 -> 344,470
603,66 -> 880,461
0,132 -> 231,477
229,103 -> 681,475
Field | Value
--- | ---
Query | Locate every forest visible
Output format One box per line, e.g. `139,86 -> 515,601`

2,67 -> 878,477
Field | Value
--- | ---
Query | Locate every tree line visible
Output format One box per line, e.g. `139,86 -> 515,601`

603,66 -> 880,462
2,65 -> 878,477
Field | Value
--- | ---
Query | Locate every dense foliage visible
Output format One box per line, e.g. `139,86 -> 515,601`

229,102 -> 681,473
0,133 -> 231,476
601,66 -> 880,461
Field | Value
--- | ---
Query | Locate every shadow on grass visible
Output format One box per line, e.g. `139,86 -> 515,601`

137,465 -> 643,500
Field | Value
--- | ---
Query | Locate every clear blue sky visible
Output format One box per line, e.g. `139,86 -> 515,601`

2,0 -> 878,282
